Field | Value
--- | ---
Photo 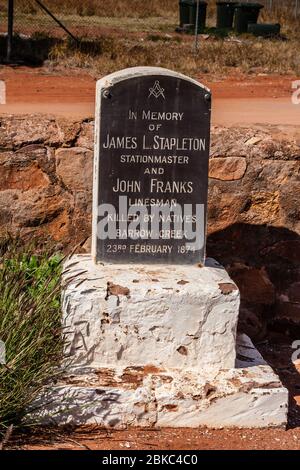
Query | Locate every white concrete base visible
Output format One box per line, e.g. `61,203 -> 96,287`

28,334 -> 288,428
29,255 -> 288,428
62,255 -> 240,372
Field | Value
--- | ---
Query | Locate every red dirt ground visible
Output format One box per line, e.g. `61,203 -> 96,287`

1,66 -> 300,125
0,66 -> 294,101
9,427 -> 300,450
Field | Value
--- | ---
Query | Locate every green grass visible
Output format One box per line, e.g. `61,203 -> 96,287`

0,239 -> 64,437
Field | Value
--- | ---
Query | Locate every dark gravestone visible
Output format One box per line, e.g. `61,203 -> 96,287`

92,67 -> 211,265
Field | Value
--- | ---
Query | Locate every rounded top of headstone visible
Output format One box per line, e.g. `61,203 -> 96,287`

96,67 -> 210,93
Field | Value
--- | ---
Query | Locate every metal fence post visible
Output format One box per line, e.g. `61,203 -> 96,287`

194,0 -> 200,52
7,0 -> 14,62
35,0 -> 79,44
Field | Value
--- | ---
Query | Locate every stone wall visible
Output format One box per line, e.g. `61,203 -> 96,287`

0,115 -> 299,337
208,126 -> 299,339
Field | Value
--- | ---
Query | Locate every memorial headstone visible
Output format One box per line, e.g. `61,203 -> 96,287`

92,67 -> 211,264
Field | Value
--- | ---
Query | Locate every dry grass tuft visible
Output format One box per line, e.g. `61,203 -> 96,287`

49,34 -> 300,77
1,0 -> 300,76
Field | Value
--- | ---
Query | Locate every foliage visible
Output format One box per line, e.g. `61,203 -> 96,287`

0,239 -> 64,435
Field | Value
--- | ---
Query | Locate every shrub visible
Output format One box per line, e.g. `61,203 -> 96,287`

0,239 -> 64,436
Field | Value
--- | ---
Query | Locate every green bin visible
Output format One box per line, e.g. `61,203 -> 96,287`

247,23 -> 281,37
216,2 -> 237,29
234,3 -> 264,34
178,1 -> 207,33
179,0 -> 191,27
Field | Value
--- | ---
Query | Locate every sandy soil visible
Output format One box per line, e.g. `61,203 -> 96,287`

1,67 -> 300,125
9,427 -> 300,451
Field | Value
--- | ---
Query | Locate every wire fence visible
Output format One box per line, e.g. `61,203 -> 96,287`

1,0 -> 299,40
0,0 -> 177,39
0,0 -> 299,63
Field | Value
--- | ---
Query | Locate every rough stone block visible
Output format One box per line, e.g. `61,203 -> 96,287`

62,255 -> 240,372
209,157 -> 247,181
27,335 -> 288,429
56,147 -> 93,191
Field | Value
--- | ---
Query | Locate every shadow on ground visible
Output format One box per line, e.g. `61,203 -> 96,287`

207,223 -> 300,428
0,35 -> 102,66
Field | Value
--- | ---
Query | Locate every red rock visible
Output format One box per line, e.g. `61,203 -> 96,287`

229,264 -> 275,305
209,157 -> 247,181
275,300 -> 300,323
0,162 -> 49,191
76,121 -> 94,150
237,306 -> 267,341
56,147 -> 93,191
272,240 -> 300,264
0,116 -> 81,149
286,282 -> 300,303
294,396 -> 300,406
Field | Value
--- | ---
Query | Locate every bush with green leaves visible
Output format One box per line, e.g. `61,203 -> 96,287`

0,240 -> 64,435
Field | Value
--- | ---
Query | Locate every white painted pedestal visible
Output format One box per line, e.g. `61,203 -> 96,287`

29,255 -> 288,428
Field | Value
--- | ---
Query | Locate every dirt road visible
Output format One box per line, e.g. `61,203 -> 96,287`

1,67 -> 299,125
